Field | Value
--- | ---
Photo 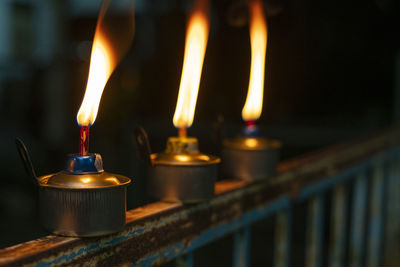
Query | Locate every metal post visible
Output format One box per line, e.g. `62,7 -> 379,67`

383,160 -> 400,266
233,226 -> 251,267
329,184 -> 348,267
305,195 -> 325,267
274,207 -> 292,267
175,253 -> 194,267
366,160 -> 385,267
349,172 -> 368,267
185,252 -> 194,267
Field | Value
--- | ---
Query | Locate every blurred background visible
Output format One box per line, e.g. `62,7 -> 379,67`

0,0 -> 398,252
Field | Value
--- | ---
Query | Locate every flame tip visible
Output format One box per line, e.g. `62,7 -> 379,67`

172,2 -> 210,129
241,0 -> 267,122
76,0 -> 135,127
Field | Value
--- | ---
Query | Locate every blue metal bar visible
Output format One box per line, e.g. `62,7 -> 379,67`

174,254 -> 194,267
136,197 -> 290,267
295,148 -> 399,202
2,131 -> 400,267
382,161 -> 400,266
305,195 -> 325,267
366,160 -> 386,267
392,161 -> 400,233
349,172 -> 368,267
328,184 -> 348,267
384,159 -> 400,266
233,226 -> 251,267
185,252 -> 194,267
296,159 -> 371,201
274,206 -> 292,267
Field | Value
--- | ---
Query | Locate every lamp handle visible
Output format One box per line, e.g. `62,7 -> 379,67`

134,126 -> 154,167
15,138 -> 39,185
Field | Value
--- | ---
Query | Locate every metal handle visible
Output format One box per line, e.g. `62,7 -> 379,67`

134,126 -> 154,167
15,138 -> 39,185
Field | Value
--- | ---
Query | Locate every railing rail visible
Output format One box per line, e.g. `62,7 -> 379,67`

0,127 -> 399,267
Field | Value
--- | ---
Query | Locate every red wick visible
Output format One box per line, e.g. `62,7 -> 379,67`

245,120 -> 256,127
178,127 -> 187,138
79,126 -> 90,156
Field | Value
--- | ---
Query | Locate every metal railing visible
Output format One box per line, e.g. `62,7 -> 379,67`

0,127 -> 399,267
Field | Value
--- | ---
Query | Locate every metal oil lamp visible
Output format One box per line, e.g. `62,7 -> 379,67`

14,0 -> 135,237
221,0 -> 281,181
135,1 -> 219,203
16,140 -> 131,237
135,128 -> 220,203
221,129 -> 281,181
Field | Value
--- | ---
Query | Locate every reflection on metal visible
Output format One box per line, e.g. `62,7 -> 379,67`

233,226 -> 251,267
1,127 -> 400,266
329,184 -> 348,267
349,172 -> 368,267
306,195 -> 325,267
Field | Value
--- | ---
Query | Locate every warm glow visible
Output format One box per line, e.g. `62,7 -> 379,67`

81,177 -> 92,184
105,177 -> 119,183
173,7 -> 209,129
175,155 -> 191,162
77,34 -> 114,126
244,138 -> 259,148
76,0 -> 135,127
242,0 -> 267,122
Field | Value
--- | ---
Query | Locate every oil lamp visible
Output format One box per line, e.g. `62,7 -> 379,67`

221,0 -> 281,181
16,0 -> 135,237
136,0 -> 220,203
16,141 -> 131,237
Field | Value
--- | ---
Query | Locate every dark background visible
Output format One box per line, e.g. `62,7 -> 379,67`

0,0 -> 398,256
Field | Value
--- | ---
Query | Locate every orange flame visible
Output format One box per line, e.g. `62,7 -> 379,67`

77,34 -> 113,126
242,0 -> 267,122
173,0 -> 210,130
77,0 -> 134,126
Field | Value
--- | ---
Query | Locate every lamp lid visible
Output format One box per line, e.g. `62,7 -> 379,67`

151,136 -> 220,166
37,153 -> 131,189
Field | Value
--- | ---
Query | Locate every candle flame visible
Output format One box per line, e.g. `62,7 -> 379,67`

173,1 -> 209,129
242,0 -> 267,122
77,34 -> 113,126
77,0 -> 134,126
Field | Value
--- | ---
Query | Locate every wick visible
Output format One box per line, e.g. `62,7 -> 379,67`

245,120 -> 256,127
79,126 -> 90,156
178,127 -> 187,138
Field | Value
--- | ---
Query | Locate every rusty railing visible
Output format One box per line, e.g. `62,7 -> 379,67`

0,127 -> 399,267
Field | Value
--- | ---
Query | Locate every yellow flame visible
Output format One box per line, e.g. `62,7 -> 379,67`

76,0 -> 135,126
77,33 -> 114,126
173,8 -> 209,129
242,0 -> 267,122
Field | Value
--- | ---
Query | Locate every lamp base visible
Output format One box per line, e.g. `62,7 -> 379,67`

221,137 -> 281,181
148,136 -> 220,203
